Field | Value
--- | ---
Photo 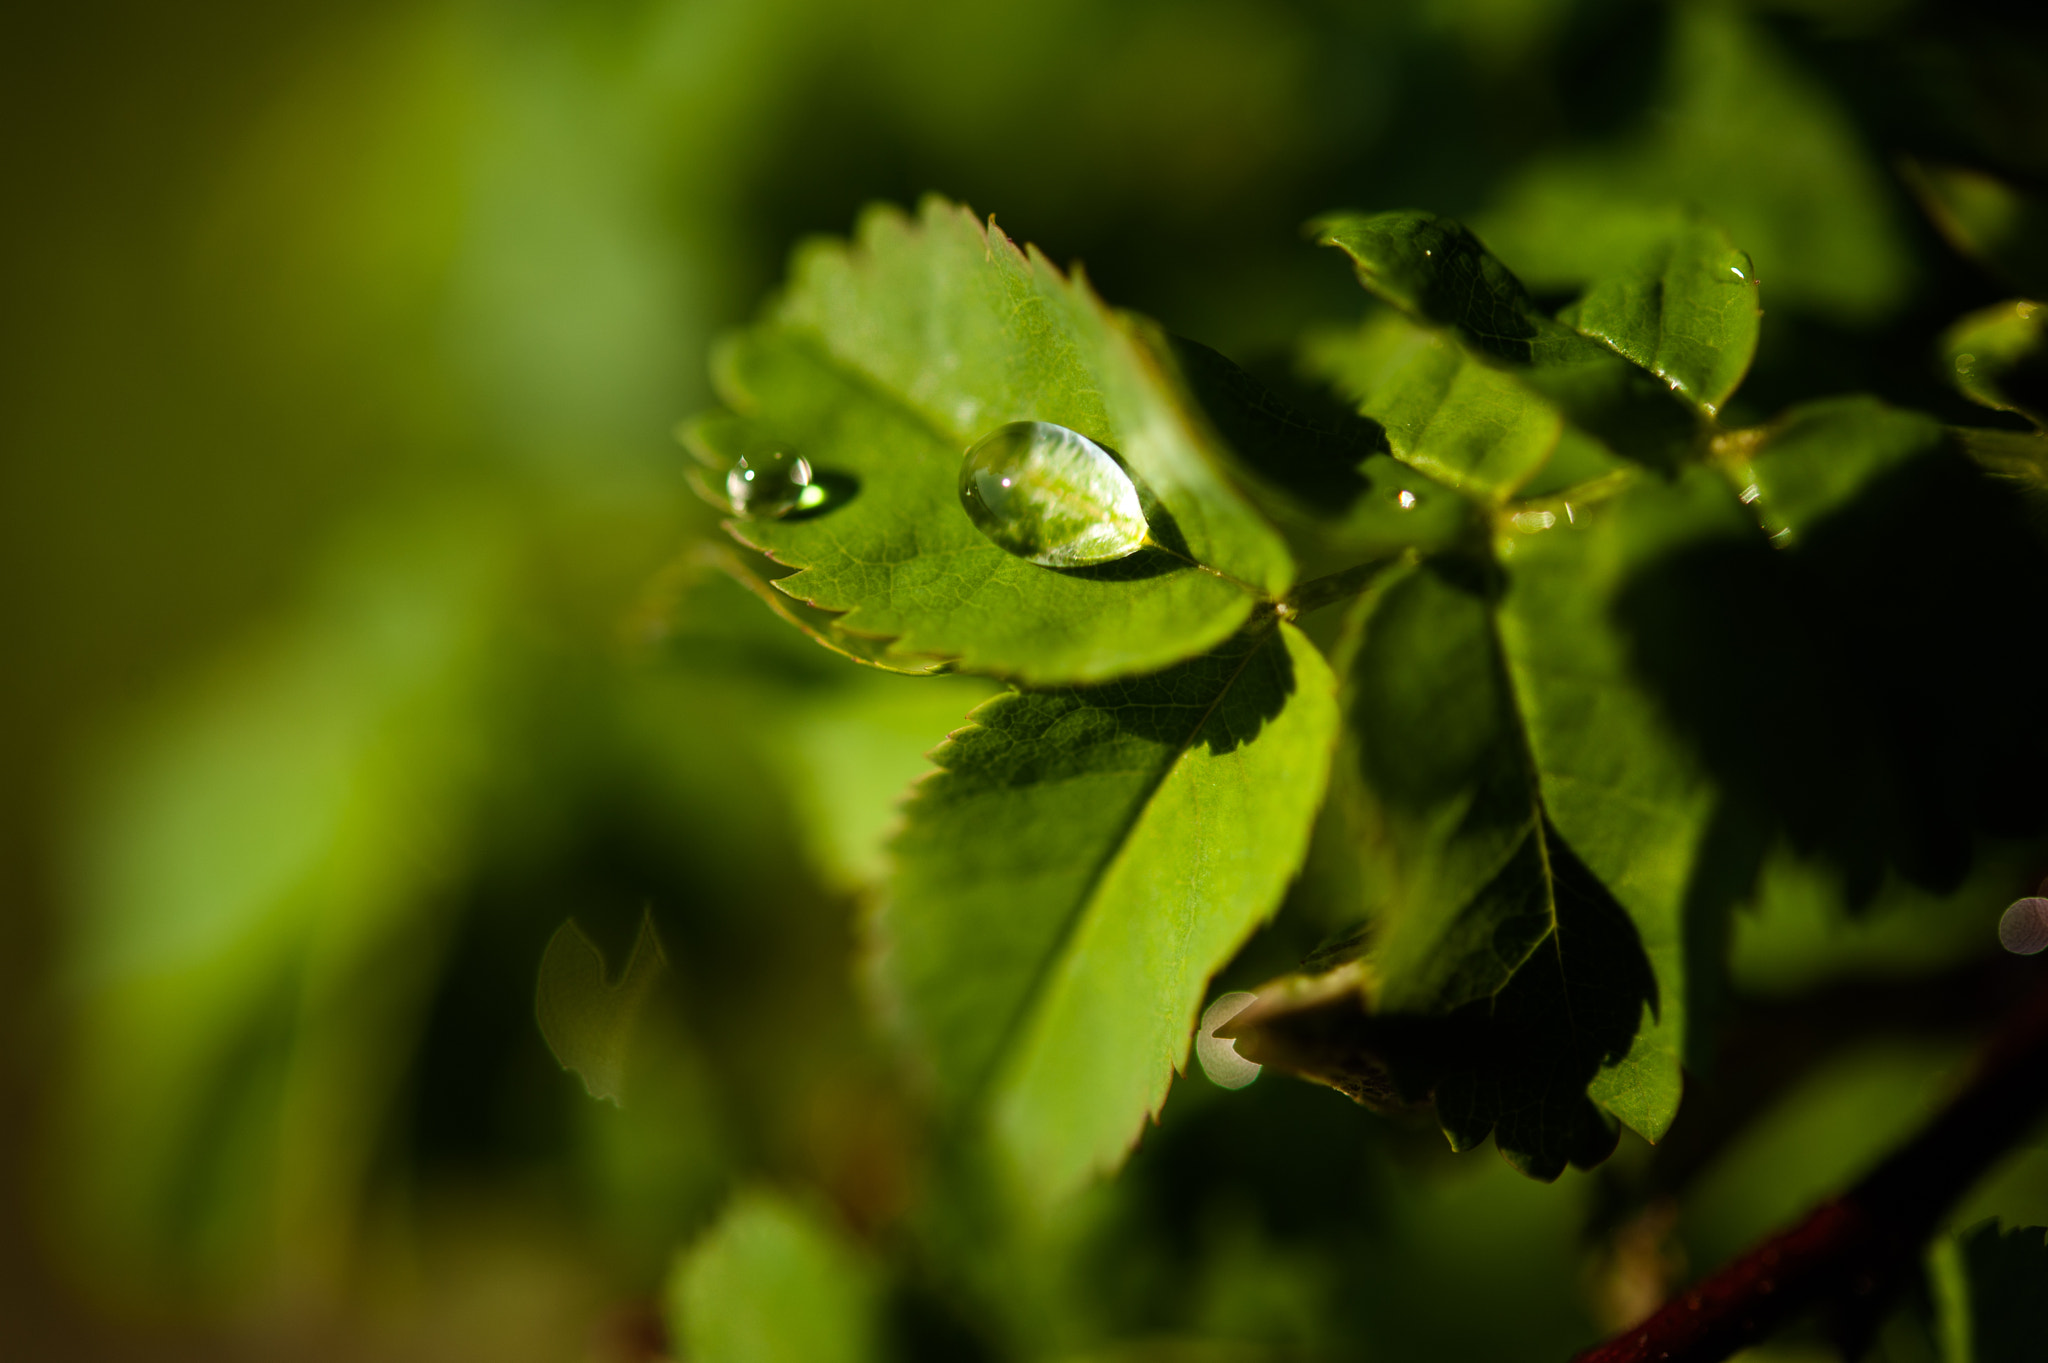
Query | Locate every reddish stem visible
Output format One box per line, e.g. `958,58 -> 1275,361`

1572,970 -> 2048,1363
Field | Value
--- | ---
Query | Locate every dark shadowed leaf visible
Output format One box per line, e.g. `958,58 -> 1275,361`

1308,211 -> 1706,492
1159,333 -> 1480,575
1227,474 -> 1757,1173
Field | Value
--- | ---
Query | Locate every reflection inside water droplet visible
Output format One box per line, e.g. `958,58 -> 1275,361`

958,421 -> 1149,567
1197,992 -> 1262,1090
1999,898 -> 2048,955
726,447 -> 816,520
1396,489 -> 1417,509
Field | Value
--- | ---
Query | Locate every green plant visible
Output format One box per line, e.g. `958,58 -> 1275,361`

669,191 -> 2048,1360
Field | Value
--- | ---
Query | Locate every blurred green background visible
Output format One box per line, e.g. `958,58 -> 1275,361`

4,0 -> 2047,1359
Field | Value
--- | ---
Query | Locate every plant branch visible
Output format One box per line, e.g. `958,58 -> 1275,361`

1570,967 -> 2048,1363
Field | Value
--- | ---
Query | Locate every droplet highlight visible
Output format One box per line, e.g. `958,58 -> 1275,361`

1196,992 -> 1262,1090
1999,897 -> 2048,955
958,421 -> 1148,567
726,446 -> 815,520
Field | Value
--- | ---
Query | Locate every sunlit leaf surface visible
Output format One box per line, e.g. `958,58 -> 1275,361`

876,621 -> 1337,1197
696,197 -> 1296,684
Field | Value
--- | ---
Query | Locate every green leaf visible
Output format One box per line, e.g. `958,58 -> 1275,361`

1158,334 -> 1481,574
1229,470 -> 1752,1172
1722,396 -> 1948,546
667,1191 -> 883,1363
1313,211 -> 1590,367
535,911 -> 668,1104
875,620 -> 1338,1198
1556,214 -> 1761,416
1223,835 -> 1652,1182
1307,212 -> 1703,493
686,538 -> 953,675
1941,301 -> 2048,428
1904,158 -> 2048,298
1334,559 -> 1558,1016
1930,1221 -> 2048,1363
696,197 -> 1296,685
1493,469 -> 1750,1140
1304,312 -> 1579,498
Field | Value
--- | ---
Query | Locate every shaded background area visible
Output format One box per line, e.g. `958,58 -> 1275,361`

4,0 -> 2047,1359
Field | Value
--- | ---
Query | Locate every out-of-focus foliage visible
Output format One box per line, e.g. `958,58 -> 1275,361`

1929,1220 -> 2048,1363
668,1191 -> 883,1363
7,1 -> 2048,1361
536,913 -> 670,1105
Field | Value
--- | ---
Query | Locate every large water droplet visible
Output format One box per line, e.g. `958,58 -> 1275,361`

958,421 -> 1148,567
726,447 -> 814,519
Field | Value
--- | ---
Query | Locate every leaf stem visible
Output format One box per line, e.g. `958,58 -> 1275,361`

1569,970 -> 2048,1363
1281,559 -> 1397,618
1139,534 -> 1267,596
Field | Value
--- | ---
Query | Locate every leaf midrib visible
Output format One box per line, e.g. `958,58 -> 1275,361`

963,619 -> 1281,1112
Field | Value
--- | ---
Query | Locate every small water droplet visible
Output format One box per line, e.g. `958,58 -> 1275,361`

1739,484 -> 1761,505
1396,489 -> 1417,509
1956,353 -> 1976,374
1510,509 -> 1556,533
1999,897 -> 2048,954
726,447 -> 814,520
958,421 -> 1148,567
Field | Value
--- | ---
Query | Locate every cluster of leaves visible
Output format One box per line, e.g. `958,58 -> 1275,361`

681,193 -> 2048,1222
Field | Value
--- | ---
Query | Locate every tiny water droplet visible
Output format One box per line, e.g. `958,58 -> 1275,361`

1510,509 -> 1556,533
2000,897 -> 2048,955
1956,353 -> 1977,374
958,421 -> 1148,567
726,447 -> 814,519
1396,489 -> 1417,509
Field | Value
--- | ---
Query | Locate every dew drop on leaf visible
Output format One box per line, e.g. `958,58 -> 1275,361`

958,421 -> 1149,567
726,446 -> 815,519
